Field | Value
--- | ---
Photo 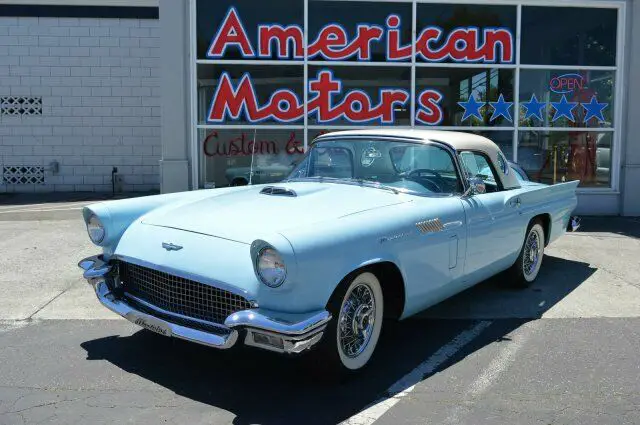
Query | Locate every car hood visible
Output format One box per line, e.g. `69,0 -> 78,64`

141,182 -> 411,243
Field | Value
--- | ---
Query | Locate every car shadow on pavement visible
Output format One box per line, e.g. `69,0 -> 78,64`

80,255 -> 596,425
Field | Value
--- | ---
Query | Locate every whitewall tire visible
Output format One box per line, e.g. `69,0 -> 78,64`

319,271 -> 384,375
507,219 -> 545,288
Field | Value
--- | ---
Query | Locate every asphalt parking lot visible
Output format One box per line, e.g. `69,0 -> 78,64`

0,194 -> 639,425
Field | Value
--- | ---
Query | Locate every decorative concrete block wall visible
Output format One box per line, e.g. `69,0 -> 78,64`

0,15 -> 161,193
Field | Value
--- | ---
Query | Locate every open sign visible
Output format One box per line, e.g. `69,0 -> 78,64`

549,73 -> 585,94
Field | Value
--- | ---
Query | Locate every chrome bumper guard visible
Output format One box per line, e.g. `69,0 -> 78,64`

78,255 -> 331,354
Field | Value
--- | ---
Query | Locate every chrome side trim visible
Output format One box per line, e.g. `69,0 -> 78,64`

224,309 -> 331,336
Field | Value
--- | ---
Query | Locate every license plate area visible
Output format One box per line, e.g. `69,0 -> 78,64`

126,312 -> 172,337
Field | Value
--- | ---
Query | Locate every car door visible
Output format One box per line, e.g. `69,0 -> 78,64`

458,150 -> 522,282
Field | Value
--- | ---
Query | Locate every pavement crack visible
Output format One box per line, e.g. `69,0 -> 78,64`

26,288 -> 70,320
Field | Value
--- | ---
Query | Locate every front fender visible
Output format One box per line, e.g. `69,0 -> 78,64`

82,189 -> 239,256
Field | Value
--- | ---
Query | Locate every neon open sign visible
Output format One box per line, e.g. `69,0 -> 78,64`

549,73 -> 586,94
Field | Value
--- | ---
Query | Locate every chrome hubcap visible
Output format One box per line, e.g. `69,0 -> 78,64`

523,229 -> 542,276
339,283 -> 375,358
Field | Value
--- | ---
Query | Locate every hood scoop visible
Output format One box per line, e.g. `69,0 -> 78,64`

259,186 -> 297,197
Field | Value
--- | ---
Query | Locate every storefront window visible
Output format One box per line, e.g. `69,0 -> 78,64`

196,0 -> 304,60
416,4 -> 517,64
309,1 -> 412,62
307,66 -> 411,126
197,65 -> 304,125
519,69 -> 614,128
415,67 -> 514,127
193,0 -> 621,191
469,131 -> 514,160
517,131 -> 612,187
201,129 -> 305,188
521,7 -> 617,66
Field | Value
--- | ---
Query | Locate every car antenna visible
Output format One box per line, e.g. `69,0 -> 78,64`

248,128 -> 257,185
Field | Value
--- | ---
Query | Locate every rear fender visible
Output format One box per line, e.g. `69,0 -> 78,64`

505,180 -> 579,244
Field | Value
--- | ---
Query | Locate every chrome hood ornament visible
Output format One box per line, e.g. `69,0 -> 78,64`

162,242 -> 183,251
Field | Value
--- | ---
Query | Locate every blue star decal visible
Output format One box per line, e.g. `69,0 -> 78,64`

488,94 -> 513,123
521,94 -> 546,121
550,94 -> 578,122
458,95 -> 484,122
582,96 -> 608,123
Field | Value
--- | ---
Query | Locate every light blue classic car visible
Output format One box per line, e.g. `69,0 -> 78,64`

79,129 -> 580,374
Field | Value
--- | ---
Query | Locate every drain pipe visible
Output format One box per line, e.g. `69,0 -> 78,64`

111,167 -> 118,197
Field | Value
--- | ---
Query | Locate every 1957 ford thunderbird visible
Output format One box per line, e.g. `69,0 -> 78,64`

79,129 -> 580,373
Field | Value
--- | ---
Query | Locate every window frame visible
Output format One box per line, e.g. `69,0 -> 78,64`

458,149 -> 506,192
189,0 -> 626,195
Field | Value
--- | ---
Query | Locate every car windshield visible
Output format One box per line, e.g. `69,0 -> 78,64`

285,138 -> 464,196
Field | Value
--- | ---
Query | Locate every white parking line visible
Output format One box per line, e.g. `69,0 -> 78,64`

0,207 -> 84,214
443,325 -> 531,424
342,320 -> 492,425
0,201 -> 91,210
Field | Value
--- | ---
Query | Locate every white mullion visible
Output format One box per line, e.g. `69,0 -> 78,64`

519,64 -> 617,71
196,59 -> 304,66
415,0 -> 620,7
304,0 -> 309,152
307,60 -> 412,67
414,62 -> 517,69
519,127 -> 615,132
306,125 -> 515,131
188,0 -> 199,190
612,3 -> 625,192
410,0 -> 417,128
513,3 -> 521,162
196,125 -> 305,130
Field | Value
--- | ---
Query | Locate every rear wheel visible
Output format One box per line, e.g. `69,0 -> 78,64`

316,271 -> 384,378
507,219 -> 545,288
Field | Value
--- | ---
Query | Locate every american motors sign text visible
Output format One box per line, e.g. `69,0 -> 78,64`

206,7 -> 514,125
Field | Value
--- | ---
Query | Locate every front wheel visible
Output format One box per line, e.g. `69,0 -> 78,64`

507,219 -> 545,288
317,271 -> 384,376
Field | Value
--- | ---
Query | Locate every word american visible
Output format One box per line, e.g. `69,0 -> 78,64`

208,7 -> 514,63
207,70 -> 445,125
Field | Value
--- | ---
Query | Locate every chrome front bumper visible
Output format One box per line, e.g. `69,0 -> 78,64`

78,255 -> 331,354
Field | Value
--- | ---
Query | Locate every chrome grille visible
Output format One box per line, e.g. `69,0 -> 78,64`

118,261 -> 253,325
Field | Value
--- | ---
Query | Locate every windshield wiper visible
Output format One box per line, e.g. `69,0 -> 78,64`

345,178 -> 400,194
284,176 -> 399,194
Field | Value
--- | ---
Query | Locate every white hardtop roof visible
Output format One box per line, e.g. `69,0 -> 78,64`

313,128 -> 521,189
313,129 -> 500,153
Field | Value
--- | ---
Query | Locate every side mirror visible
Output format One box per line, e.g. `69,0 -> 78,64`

465,177 -> 486,196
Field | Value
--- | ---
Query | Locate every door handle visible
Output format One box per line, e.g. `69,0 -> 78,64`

510,198 -> 521,208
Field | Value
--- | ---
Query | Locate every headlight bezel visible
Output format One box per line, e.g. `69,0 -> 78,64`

86,214 -> 106,245
255,245 -> 287,288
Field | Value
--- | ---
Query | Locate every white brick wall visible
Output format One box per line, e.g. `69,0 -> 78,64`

0,16 -> 161,193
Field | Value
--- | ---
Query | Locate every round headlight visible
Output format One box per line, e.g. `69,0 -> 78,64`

256,247 -> 287,288
87,215 -> 105,244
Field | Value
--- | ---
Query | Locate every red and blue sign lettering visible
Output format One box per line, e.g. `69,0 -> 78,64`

207,7 -> 514,62
206,7 -> 514,125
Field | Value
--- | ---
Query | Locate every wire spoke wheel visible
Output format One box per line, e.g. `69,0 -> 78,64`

327,271 -> 384,372
338,284 -> 376,358
522,224 -> 545,282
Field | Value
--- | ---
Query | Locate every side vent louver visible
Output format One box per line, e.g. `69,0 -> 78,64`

416,218 -> 444,234
259,186 -> 297,197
